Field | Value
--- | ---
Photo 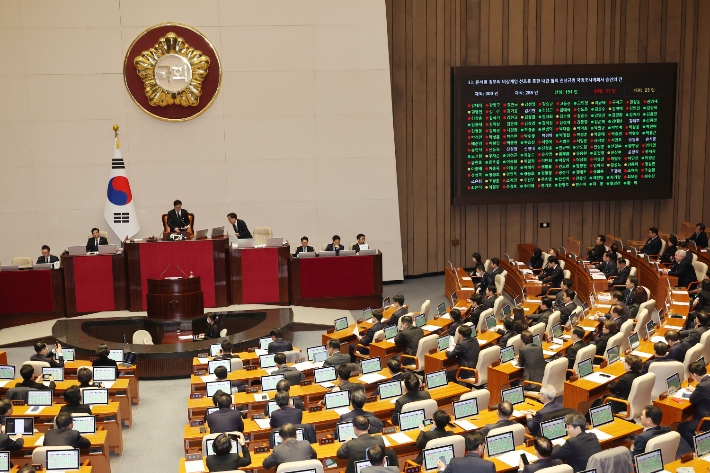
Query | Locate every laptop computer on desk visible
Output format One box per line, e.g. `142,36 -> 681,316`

195,229 -> 208,239
237,238 -> 255,248
266,237 -> 283,247
98,244 -> 116,254
211,226 -> 225,238
67,246 -> 85,256
0,265 -> 20,271
319,251 -> 336,258
359,249 -> 377,255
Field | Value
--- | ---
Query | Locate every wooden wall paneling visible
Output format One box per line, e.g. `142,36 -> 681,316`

554,0 -> 568,64
540,0 -> 555,65
689,1 -> 710,222
675,1 -> 693,223
506,204 -> 522,258
638,0 -> 649,63
480,0 -> 490,66
528,0 -> 537,64
588,0 -> 599,64
436,0 -> 446,272
613,0 -> 622,62
487,205 -> 502,258
647,0 -> 663,60
405,0 -> 415,274
658,1 -> 677,229
573,0 -> 588,64
502,0 -> 509,65
509,0 -> 525,65
466,0 -> 480,66
465,205 -> 479,262
538,203 -> 552,250
426,0 -> 438,273
625,0 -> 640,62
490,0 -> 504,66
566,0 -> 574,64
603,0 -> 612,62
443,0 -> 453,269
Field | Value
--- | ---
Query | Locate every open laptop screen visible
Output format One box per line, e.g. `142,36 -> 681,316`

378,380 -> 403,400
437,303 -> 446,316
694,430 -> 710,459
259,354 -> 277,369
629,332 -> 640,350
27,390 -> 53,406
5,417 -> 33,435
108,349 -> 124,363
314,367 -> 336,384
261,375 -> 284,392
334,317 -> 349,332
337,421 -> 355,442
500,346 -> 515,364
324,390 -> 350,410
577,358 -> 594,379
72,415 -> 96,434
81,388 -> 109,405
606,346 -> 620,365
666,373 -> 681,396
0,452 -> 8,473
437,336 -> 451,352
209,359 -> 232,374
46,449 -> 80,471
206,380 -> 231,397
93,366 -> 116,381
307,346 -> 326,361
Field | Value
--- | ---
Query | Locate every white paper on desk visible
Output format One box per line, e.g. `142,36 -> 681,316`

674,301 -> 690,306
527,299 -> 542,304
592,274 -> 607,280
588,428 -> 613,441
453,420 -> 478,431
595,304 -> 611,309
34,435 -> 44,446
552,438 -> 566,446
386,338 -> 396,344
388,432 -> 413,445
441,314 -> 451,320
253,393 -> 270,402
582,326 -> 595,332
512,410 -> 524,417
510,360 -> 520,368
383,437 -> 391,447
631,350 -> 654,358
477,339 -> 486,345
552,338 -> 565,345
521,269 -> 533,275
292,361 -> 316,371
184,460 -> 206,473
353,325 -> 359,336
197,358 -> 210,364
494,325 -> 505,332
547,344 -> 562,350
561,334 -> 572,339
389,398 -> 398,404
543,350 -> 558,356
597,294 -> 612,301
319,382 -> 335,389
0,381 -> 9,388
200,374 -> 217,383
651,336 -> 667,343
254,349 -> 268,356
264,367 -> 278,375
672,388 -> 692,401
334,407 -> 351,415
254,419 -> 271,429
359,373 -> 387,384
583,372 -> 618,384
672,290 -> 688,295
497,450 -> 539,468
178,335 -> 193,340
102,381 -> 115,389
314,361 -> 325,369
462,277 -> 472,281
422,325 -> 441,332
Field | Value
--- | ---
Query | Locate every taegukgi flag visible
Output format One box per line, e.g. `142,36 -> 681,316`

104,126 -> 140,241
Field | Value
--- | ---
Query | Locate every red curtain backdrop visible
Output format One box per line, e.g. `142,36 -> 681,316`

0,270 -> 54,314
74,256 -> 115,313
139,241 -> 216,309
299,256 -> 374,299
241,248 -> 280,303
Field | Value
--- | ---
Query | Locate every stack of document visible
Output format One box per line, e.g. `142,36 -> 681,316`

292,361 -> 316,371
630,350 -> 653,358
387,432 -> 413,445
588,429 -> 613,440
496,451 -> 538,468
421,325 -> 440,332
452,419 -> 477,430
672,388 -> 692,401
200,374 -> 217,383
334,407 -> 351,415
254,418 -> 271,429
197,357 -> 210,364
358,373 -> 388,384
254,349 -> 268,356
583,372 -> 618,384
184,461 -> 206,473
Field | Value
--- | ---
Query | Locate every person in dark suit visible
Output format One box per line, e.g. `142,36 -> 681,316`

272,353 -> 304,385
270,391 -> 303,428
487,257 -> 504,287
91,343 -> 119,378
680,312 -> 710,346
59,386 -> 92,415
362,445 -> 399,473
339,390 -> 384,433
660,235 -> 678,264
167,200 -> 190,232
206,432 -> 252,471
594,320 -> 618,359
31,340 -> 64,368
373,359 -> 406,397
559,289 -> 577,326
267,328 -> 293,354
437,431 -> 495,473
528,297 -> 554,326
590,354 -> 642,414
479,401 -> 517,437
352,234 -> 367,253
214,340 -> 240,361
473,264 -> 489,295
518,331 -> 545,389
323,339 -> 350,367
391,374 -> 432,425
44,412 -> 91,449
325,235 -> 346,255
622,276 -> 639,307
383,295 -> 407,327
76,367 -> 99,389
206,392 -> 244,433
197,313 -> 222,340
662,250 -> 697,288
37,245 -> 59,265
265,379 -> 305,416
394,315 -> 424,358
446,325 -> 480,383
481,286 -> 498,311
608,257 -> 630,291
414,409 -> 454,464
641,342 -> 676,374
293,236 -> 314,256
351,309 -> 385,361
587,235 -> 607,262
552,279 -> 572,307
17,364 -> 55,390
518,436 -> 563,473
551,412 -> 602,472
0,399 -> 14,426
596,252 -> 618,278
678,241 -> 695,265
334,364 -> 363,393
565,327 -> 587,370
226,212 -> 251,239
665,330 -> 691,362
448,309 -> 464,337
687,223 -> 708,248
85,228 -> 108,252
466,294 -> 486,328
631,405 -> 671,459
639,227 -> 663,255
522,385 -> 564,436
262,423 -> 318,470
337,415 -> 385,458
0,430 -> 24,452
539,256 -> 564,288
529,248 -> 544,270
589,297 -> 628,331
497,316 -> 517,348
693,280 -> 710,314
679,361 -> 710,449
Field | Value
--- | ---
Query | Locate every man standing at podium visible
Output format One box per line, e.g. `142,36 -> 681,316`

37,245 -> 59,265
86,228 -> 108,252
167,200 -> 190,232
227,213 -> 252,239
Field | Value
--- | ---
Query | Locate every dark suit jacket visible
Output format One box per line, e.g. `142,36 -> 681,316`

448,319 -> 463,337
414,428 -> 454,464
85,236 -> 108,252
443,452 -> 495,473
481,295 -> 497,310
274,365 -> 304,385
392,391 -> 432,425
688,231 -> 709,248
640,236 -> 662,256
622,288 -> 635,307
268,338 -> 293,354
554,290 -> 565,308
694,290 -> 710,313
522,458 -> 564,473
339,408 -> 385,433
91,355 -> 119,378
31,352 -> 64,368
541,266 -> 564,287
661,245 -> 678,264
232,219 -> 252,239
669,341 -> 691,362
528,309 -> 553,326
596,259 -> 617,278
206,450 -> 252,472
0,434 -> 23,451
551,431 -> 602,472
631,426 -> 671,459
469,305 -> 486,327
60,403 -> 92,415
395,326 -> 424,356
336,433 -> 385,459
566,340 -> 586,370
325,243 -> 345,254
479,418 -> 517,437
265,396 -> 304,416
167,208 -> 189,231
690,375 -> 710,420
262,439 -> 317,470
588,244 -> 606,262
36,255 -> 59,264
595,332 -> 614,357
17,378 -> 55,390
293,245 -> 314,256
323,352 -> 350,368
384,307 -> 407,327
205,408 -> 245,433
446,336 -> 480,377
527,401 -> 565,436
608,371 -> 641,401
559,302 -> 577,325
681,325 -> 709,346
497,330 -> 517,348
270,406 -> 303,428
204,323 -> 221,340
668,260 -> 696,288
641,356 -> 676,375
44,428 -> 91,449
360,322 -> 385,347
609,265 -> 630,287
335,380 -> 363,392
519,343 -> 545,384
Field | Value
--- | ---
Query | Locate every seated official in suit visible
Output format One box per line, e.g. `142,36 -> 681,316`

352,234 -> 367,253
273,353 -> 305,385
0,425 -> 24,452
91,343 -> 118,378
639,227 -> 663,255
267,328 -> 293,354
518,436 -> 563,473
662,250 -> 696,288
631,406 -> 671,459
693,279 -> 710,313
31,340 -> 64,368
479,401 -> 517,437
270,391 -> 303,428
337,415 -> 385,459
678,361 -> 710,449
538,256 -> 563,287
339,390 -> 384,433
661,236 -> 678,264
196,313 -> 222,340
608,258 -> 630,290
206,391 -> 244,433
551,412 -> 601,472
565,327 -> 587,370
414,409 -> 454,464
383,294 -> 407,327
213,365 -> 247,394
517,330 -> 545,390
597,252 -> 620,277
333,364 -> 363,393
206,432 -> 252,472
552,279 -> 573,307
59,386 -> 92,415
325,234 -> 346,255
373,359 -> 406,397
687,222 -> 708,248
265,379 -> 305,416
559,289 -> 577,325
497,316 -> 518,348
37,245 -> 59,265
362,444 -> 399,473
391,374 -> 432,425
44,412 -> 91,449
589,300 -> 628,331
590,354 -> 642,414
465,294 -> 486,328
594,320 -> 618,360
262,423 -> 317,470
622,275 -> 639,307
680,312 -> 710,346
522,384 -> 564,436
678,241 -> 695,264
481,285 -> 498,310
665,330 -> 691,362
214,340 -> 240,361
528,296 -> 554,326
167,199 -> 190,232
437,431 -> 495,473
293,236 -> 314,257
641,342 -> 676,374
226,212 -> 251,239
351,308 -> 385,362
529,247 -> 544,270
0,400 -> 14,426
472,264 -> 488,294
448,308 -> 463,337
76,367 -> 99,389
445,324 -> 480,383
85,228 -> 108,252
17,364 -> 55,390
587,235 -> 607,262
394,315 -> 424,360
323,339 -> 350,368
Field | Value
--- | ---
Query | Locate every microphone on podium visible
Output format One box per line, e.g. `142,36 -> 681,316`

158,264 -> 170,279
176,266 -> 188,277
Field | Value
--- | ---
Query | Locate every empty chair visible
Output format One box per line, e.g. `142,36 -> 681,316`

693,261 -> 708,284
645,431 -> 680,465
700,331 -> 710,366
495,271 -> 507,294
283,350 -> 301,364
629,266 -> 637,277
524,357 -> 568,400
639,298 -> 655,316
649,361 -> 684,399
32,447 -> 75,468
607,373 -> 655,421
276,459 -> 325,473
252,227 -> 273,246
542,252 -> 549,268
573,345 -> 597,374
229,358 -> 244,371
459,389 -> 490,410
457,346 -> 500,387
132,330 -> 152,344
425,434 -> 466,458
619,319 -> 635,353
401,398 -> 438,419
486,423 -> 525,448
484,259 -> 492,272
11,257 -> 32,267
401,334 -> 438,371
634,309 -> 652,338
563,269 -> 571,280
475,309 -> 495,334
683,344 -> 703,379
585,446 -> 633,472
545,311 -> 561,339
493,296 -> 505,321
420,300 -> 431,318
21,360 -> 50,373
506,334 -> 523,356
529,322 -> 546,340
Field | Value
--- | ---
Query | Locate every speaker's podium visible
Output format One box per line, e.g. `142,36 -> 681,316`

146,277 -> 203,320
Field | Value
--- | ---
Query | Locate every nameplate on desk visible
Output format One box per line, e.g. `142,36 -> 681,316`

405,466 -> 421,473
309,405 -> 323,412
680,452 -> 694,463
246,387 -> 259,393
89,446 -> 103,455
252,414 -> 265,420
491,360 -> 501,368
319,437 -> 335,445
195,370 -> 206,376
296,358 -> 305,363
383,427 -> 397,435
31,465 -> 42,471
526,438 -> 535,447
429,348 -> 437,354
189,420 -> 204,427
11,400 -> 24,406
658,392 -> 668,401
197,353 -> 209,358
186,453 -> 201,461
367,396 -> 378,403
327,328 -> 335,334
245,365 -> 257,371
190,393 -> 203,399
569,375 -> 579,382
300,380 -> 312,386
104,415 -> 116,422
255,446 -> 270,453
